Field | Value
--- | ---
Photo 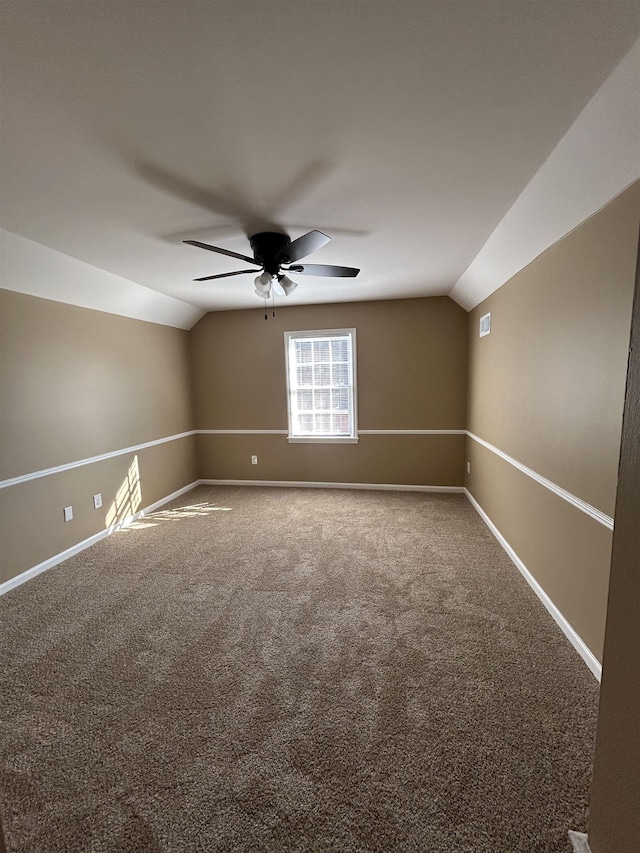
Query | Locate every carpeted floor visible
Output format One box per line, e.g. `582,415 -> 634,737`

1,486 -> 599,852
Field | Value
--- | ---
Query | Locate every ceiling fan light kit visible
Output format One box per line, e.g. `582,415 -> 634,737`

277,275 -> 298,297
184,229 -> 359,304
254,270 -> 274,297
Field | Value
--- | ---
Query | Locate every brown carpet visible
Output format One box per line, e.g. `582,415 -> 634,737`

0,486 -> 599,852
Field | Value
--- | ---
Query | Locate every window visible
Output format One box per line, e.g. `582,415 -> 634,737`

284,329 -> 358,442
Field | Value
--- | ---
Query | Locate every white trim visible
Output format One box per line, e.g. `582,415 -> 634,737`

0,431 -> 195,490
0,528 -> 114,597
467,432 -> 614,529
0,428 -> 620,534
140,481 -> 199,514
200,479 -> 464,493
287,437 -> 359,444
0,481 -> 200,597
0,472 -> 604,684
284,328 -> 358,442
359,429 -> 466,435
198,429 -> 463,436
284,328 -> 358,444
568,831 -> 592,853
197,429 -> 288,435
464,488 -> 602,681
450,40 -> 640,310
0,429 -> 465,490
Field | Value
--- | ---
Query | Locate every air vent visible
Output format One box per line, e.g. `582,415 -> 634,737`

479,312 -> 491,337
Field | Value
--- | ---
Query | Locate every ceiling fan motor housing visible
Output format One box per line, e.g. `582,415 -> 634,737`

185,229 -> 358,285
249,231 -> 290,275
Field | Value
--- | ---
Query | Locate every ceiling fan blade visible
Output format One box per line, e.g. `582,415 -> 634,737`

194,269 -> 258,282
286,263 -> 360,278
184,239 -> 259,266
276,230 -> 331,263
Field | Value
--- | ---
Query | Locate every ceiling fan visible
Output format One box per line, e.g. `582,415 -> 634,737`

184,230 -> 359,299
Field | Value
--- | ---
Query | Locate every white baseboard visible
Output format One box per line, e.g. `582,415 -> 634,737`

4,480 -> 602,685
464,489 -> 602,681
568,831 -> 592,853
139,480 -> 200,514
0,481 -> 200,597
0,480 -> 462,596
199,479 -> 465,493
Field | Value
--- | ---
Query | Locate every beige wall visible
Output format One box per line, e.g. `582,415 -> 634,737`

466,181 -> 640,661
589,237 -> 640,853
189,297 -> 468,486
194,433 -> 465,487
1,293 -> 466,584
0,290 -> 197,583
1,290 -> 194,479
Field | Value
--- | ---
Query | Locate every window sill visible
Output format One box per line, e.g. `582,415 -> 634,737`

287,436 -> 359,444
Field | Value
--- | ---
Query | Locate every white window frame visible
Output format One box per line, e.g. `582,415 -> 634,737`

284,328 -> 358,443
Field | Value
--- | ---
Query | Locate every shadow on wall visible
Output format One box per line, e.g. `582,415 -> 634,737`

105,455 -> 142,529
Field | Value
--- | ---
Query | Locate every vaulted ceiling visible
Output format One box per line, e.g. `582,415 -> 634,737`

1,1 -> 639,325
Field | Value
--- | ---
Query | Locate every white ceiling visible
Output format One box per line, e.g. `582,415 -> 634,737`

1,1 -> 639,323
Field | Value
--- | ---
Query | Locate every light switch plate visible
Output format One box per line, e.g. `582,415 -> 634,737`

63,506 -> 73,522
93,493 -> 102,509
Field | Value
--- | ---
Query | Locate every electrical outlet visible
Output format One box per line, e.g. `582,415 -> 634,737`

63,506 -> 73,522
466,461 -> 471,474
93,493 -> 102,509
251,455 -> 258,465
